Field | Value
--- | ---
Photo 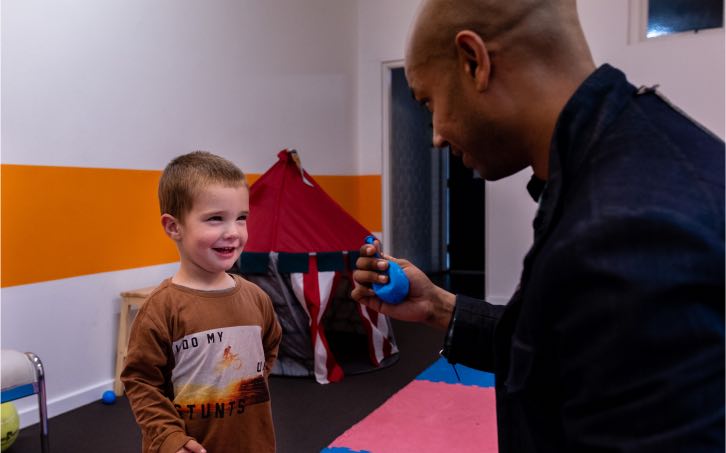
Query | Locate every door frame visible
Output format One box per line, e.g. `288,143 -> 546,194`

381,60 -> 449,269
380,59 -> 404,254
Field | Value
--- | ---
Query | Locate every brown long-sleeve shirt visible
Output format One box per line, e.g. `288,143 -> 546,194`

121,274 -> 282,453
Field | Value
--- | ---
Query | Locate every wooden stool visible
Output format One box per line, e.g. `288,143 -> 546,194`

114,286 -> 156,396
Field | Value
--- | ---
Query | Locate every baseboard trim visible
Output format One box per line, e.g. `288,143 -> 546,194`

16,379 -> 115,428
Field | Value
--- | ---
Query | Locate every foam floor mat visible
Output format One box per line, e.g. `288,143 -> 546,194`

322,358 -> 498,453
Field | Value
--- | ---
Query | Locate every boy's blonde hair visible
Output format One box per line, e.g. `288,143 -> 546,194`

159,151 -> 248,221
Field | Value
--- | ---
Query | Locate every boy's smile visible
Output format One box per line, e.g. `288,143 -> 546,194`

168,183 -> 249,289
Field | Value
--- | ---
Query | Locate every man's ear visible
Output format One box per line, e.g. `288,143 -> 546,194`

161,213 -> 182,240
454,30 -> 491,91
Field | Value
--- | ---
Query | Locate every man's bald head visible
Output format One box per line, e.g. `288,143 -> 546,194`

406,0 -> 588,71
403,0 -> 595,181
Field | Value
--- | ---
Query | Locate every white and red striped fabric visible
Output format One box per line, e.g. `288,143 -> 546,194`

356,303 -> 398,367
291,255 -> 397,384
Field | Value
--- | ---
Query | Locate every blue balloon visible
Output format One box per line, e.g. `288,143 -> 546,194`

102,390 -> 116,405
372,260 -> 410,304
364,235 -> 410,304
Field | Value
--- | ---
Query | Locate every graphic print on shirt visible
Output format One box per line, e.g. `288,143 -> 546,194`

171,325 -> 268,421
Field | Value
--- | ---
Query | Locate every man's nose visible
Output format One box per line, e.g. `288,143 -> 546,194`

432,129 -> 449,149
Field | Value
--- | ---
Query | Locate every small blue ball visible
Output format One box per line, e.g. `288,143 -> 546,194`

372,261 -> 410,304
102,390 -> 116,405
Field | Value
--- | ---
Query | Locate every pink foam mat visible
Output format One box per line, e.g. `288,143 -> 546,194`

328,380 -> 498,453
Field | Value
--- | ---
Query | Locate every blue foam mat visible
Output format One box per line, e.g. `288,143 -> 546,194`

416,357 -> 495,387
320,448 -> 371,453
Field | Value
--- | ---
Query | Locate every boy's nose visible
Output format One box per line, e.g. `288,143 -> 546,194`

223,223 -> 240,238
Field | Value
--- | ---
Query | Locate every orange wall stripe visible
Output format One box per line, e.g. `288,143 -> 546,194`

1,165 -> 380,288
1,165 -> 177,288
314,174 -> 382,234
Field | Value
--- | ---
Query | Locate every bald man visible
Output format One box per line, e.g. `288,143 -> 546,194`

353,0 -> 724,451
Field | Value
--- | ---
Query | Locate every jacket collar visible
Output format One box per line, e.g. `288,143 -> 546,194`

529,64 -> 636,242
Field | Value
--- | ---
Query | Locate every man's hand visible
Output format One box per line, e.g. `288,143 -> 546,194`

176,439 -> 207,453
351,241 -> 455,330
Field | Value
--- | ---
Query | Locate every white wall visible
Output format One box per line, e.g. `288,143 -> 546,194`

2,0 -> 358,174
1,0 -> 358,427
355,0 -> 725,305
579,0 -> 725,139
1,264 -> 178,426
356,0 -> 420,175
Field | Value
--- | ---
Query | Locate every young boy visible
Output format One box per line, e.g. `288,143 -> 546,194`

122,151 -> 282,453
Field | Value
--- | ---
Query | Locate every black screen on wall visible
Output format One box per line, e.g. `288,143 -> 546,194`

648,0 -> 724,37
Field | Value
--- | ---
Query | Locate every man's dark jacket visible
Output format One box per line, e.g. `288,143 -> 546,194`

443,65 -> 724,452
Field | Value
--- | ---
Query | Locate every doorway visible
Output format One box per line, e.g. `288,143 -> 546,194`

383,65 -> 485,298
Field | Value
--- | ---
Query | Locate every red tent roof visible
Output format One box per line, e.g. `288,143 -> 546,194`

244,150 -> 371,253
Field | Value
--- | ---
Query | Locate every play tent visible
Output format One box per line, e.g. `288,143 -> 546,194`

235,149 -> 398,384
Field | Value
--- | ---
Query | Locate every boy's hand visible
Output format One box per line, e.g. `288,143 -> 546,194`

176,439 -> 207,453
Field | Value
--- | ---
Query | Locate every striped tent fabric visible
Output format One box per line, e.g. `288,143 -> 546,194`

356,302 -> 396,367
237,149 -> 398,383
290,257 -> 344,383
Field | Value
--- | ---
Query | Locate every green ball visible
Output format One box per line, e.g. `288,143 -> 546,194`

1,402 -> 19,452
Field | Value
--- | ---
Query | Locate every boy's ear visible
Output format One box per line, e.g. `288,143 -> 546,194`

454,30 -> 491,92
161,214 -> 182,240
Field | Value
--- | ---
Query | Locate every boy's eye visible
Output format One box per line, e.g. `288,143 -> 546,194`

237,215 -> 248,222
207,216 -> 223,222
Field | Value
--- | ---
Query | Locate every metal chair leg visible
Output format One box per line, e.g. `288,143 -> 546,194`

27,353 -> 49,453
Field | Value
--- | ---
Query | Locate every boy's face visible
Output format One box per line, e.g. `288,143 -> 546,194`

174,183 -> 249,278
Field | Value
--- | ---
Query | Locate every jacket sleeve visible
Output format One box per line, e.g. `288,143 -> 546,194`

442,294 -> 506,372
545,212 -> 724,450
121,303 -> 194,453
